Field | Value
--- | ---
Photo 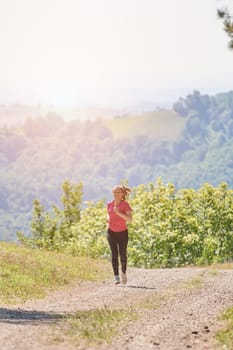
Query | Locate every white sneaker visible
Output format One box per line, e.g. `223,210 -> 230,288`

121,273 -> 127,285
114,275 -> 120,284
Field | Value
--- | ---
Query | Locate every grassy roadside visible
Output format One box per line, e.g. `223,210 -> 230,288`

0,242 -> 111,304
208,263 -> 233,350
216,307 -> 233,349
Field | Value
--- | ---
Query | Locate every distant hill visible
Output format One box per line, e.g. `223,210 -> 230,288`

0,103 -> 183,131
0,104 -> 128,126
103,109 -> 185,140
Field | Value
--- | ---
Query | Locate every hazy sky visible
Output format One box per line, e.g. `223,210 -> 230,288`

1,0 -> 233,107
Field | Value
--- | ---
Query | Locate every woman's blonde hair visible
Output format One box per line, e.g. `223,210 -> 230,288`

113,185 -> 131,200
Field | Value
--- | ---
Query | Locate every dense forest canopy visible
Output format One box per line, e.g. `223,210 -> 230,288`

1,90 -> 233,240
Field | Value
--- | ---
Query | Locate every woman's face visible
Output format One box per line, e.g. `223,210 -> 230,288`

113,188 -> 124,201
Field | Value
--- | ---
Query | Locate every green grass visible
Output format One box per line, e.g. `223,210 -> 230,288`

216,307 -> 233,349
183,275 -> 204,289
57,306 -> 138,346
103,109 -> 185,140
208,270 -> 219,276
172,271 -> 205,291
0,242 -> 111,304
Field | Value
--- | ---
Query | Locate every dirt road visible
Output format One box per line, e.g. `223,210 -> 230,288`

0,267 -> 233,349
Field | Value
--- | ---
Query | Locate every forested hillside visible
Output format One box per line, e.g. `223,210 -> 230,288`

1,90 -> 233,240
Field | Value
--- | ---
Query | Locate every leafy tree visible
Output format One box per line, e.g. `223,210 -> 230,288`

60,180 -> 83,226
218,5 -> 233,48
173,91 -> 211,122
18,180 -> 83,248
17,199 -> 45,247
173,97 -> 188,117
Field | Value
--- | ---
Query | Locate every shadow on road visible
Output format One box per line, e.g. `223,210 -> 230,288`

125,285 -> 158,290
0,308 -> 69,325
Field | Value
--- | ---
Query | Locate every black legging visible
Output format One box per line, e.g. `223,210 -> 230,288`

107,229 -> 128,276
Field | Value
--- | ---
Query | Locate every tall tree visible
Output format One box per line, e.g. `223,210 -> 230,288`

60,180 -> 83,226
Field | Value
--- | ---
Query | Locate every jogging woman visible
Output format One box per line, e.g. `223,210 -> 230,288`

107,185 -> 133,284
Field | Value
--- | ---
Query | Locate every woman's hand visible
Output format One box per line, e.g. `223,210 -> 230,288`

113,208 -> 132,223
113,206 -> 119,214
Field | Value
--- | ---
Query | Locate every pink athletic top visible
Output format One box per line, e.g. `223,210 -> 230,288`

107,200 -> 132,232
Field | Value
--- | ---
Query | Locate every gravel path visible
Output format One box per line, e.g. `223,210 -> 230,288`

0,267 -> 233,349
